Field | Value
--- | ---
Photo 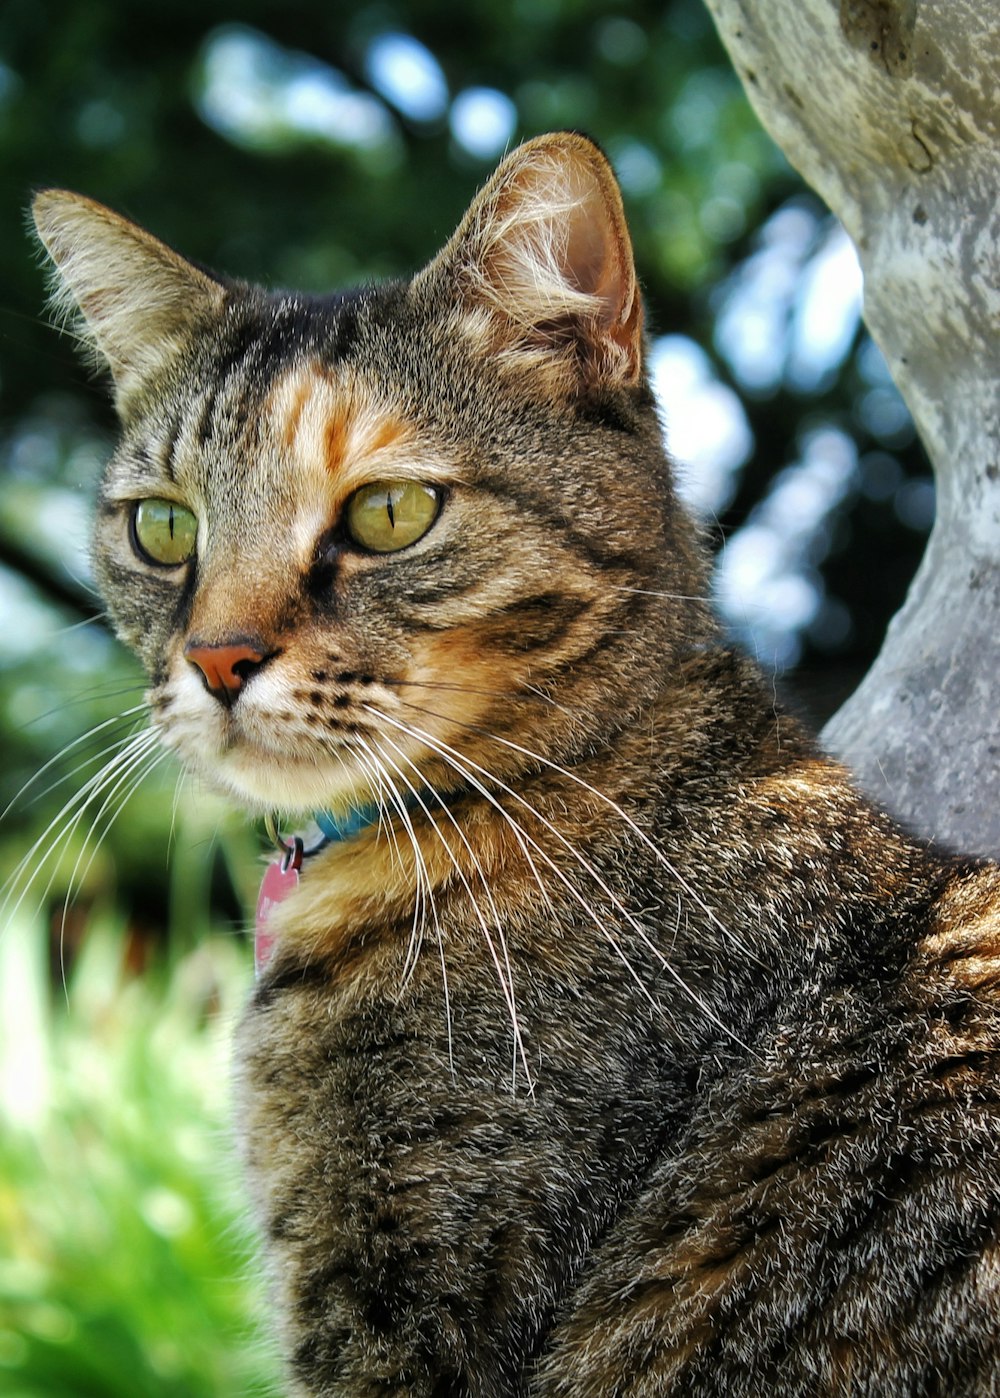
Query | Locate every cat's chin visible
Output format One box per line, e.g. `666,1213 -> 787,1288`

178,741 -> 373,819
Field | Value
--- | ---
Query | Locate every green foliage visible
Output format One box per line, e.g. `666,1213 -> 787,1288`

0,910 -> 279,1397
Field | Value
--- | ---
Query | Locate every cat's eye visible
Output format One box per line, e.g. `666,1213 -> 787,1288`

131,498 -> 198,566
345,480 -> 441,553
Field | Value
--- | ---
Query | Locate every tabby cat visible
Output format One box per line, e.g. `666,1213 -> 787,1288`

32,133 -> 1000,1396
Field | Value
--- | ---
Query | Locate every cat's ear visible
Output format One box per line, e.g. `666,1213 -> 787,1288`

421,132 -> 644,395
31,190 -> 225,407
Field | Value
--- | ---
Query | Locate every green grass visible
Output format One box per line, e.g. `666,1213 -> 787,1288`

0,908 -> 283,1397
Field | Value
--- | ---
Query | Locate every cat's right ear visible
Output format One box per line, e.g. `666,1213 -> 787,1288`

417,132 -> 644,399
31,191 -> 225,408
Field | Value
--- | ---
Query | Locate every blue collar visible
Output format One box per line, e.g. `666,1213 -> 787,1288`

266,795 -> 428,867
314,804 -> 384,844
265,804 -> 383,866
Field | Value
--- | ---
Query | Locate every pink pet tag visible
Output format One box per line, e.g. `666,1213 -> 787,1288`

255,840 -> 303,976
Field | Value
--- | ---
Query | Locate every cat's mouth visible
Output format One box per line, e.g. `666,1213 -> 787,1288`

150,652 -> 473,819
153,625 -> 535,820
150,662 -> 392,813
161,711 -> 392,815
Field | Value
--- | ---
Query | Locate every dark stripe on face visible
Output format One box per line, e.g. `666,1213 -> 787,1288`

160,412 -> 183,481
195,382 -> 219,446
392,574 -> 483,609
488,592 -> 591,652
474,478 -> 655,578
541,590 -> 645,678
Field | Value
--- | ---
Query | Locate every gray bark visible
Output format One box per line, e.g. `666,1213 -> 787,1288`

703,0 -> 1000,857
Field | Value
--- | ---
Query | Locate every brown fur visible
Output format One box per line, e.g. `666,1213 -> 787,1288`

32,132 -> 1000,1395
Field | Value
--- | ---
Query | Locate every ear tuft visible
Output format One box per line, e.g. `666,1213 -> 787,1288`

31,191 -> 225,408
423,133 -> 644,395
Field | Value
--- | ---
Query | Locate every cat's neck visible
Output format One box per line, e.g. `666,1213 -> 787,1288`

256,647 -> 921,1031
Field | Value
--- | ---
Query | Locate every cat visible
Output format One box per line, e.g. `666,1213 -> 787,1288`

32,131 -> 1000,1396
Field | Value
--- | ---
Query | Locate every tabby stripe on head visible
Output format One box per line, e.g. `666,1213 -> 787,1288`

195,382 -> 220,447
474,478 -> 656,577
159,412 -> 183,481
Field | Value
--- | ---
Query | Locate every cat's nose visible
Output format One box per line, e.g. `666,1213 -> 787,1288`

184,639 -> 269,708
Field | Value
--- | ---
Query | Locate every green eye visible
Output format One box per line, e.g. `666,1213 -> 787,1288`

132,498 -> 198,566
345,480 -> 441,553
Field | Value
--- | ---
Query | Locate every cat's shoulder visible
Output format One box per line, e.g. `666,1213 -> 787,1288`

534,859 -> 1000,1396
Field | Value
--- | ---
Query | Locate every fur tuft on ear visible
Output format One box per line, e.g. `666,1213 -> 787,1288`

31,191 -> 225,408
421,132 -> 644,396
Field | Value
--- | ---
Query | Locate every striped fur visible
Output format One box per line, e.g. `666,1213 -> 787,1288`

33,133 -> 1000,1395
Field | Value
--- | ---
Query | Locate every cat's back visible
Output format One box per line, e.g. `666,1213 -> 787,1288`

538,858 -> 1000,1397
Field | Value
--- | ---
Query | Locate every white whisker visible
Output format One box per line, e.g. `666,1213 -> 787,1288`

369,708 -> 667,1011
366,704 -> 749,1049
611,585 -> 714,602
390,696 -> 756,964
56,744 -> 169,990
371,731 -> 533,1094
348,735 -> 453,1076
349,736 -> 429,981
2,704 -> 148,820
2,727 -> 161,949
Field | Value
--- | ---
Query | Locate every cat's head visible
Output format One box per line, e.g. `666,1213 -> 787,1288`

32,132 -> 711,819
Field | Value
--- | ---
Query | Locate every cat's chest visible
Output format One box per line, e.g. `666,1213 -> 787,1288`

234,923 -> 695,1395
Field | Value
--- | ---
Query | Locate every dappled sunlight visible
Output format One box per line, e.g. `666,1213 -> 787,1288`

197,25 -> 399,160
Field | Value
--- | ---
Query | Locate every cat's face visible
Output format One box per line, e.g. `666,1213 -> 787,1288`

34,134 -> 709,819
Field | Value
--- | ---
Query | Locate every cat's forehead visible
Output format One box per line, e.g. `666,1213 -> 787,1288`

265,358 -> 454,497
106,342 -> 461,560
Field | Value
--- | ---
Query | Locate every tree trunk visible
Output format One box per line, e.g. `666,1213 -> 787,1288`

702,0 -> 1000,857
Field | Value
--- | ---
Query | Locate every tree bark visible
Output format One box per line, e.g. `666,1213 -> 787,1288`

703,0 -> 1000,857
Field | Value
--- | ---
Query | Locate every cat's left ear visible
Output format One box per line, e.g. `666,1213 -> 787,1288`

31,190 -> 225,409
419,132 -> 644,395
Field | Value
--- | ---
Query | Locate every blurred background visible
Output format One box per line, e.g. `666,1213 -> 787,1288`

0,0 -> 932,1392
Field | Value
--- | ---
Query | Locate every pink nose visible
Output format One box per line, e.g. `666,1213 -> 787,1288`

184,640 -> 267,707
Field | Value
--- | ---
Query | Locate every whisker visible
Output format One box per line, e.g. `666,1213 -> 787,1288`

19,724 -> 150,812
3,726 -> 157,906
348,735 -> 452,1074
359,748 -> 407,873
610,585 -> 715,603
1,727 -> 160,935
14,683 -> 147,731
389,695 -> 757,965
371,731 -> 533,1094
372,709 -> 668,1009
167,767 -> 190,862
382,675 -> 581,713
376,731 -> 527,1085
56,744 -> 169,992
43,614 -> 112,639
347,737 -> 429,979
366,705 -> 749,1049
2,704 -> 148,819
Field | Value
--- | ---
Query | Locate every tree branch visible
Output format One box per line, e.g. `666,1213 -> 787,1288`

704,0 -> 1000,856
